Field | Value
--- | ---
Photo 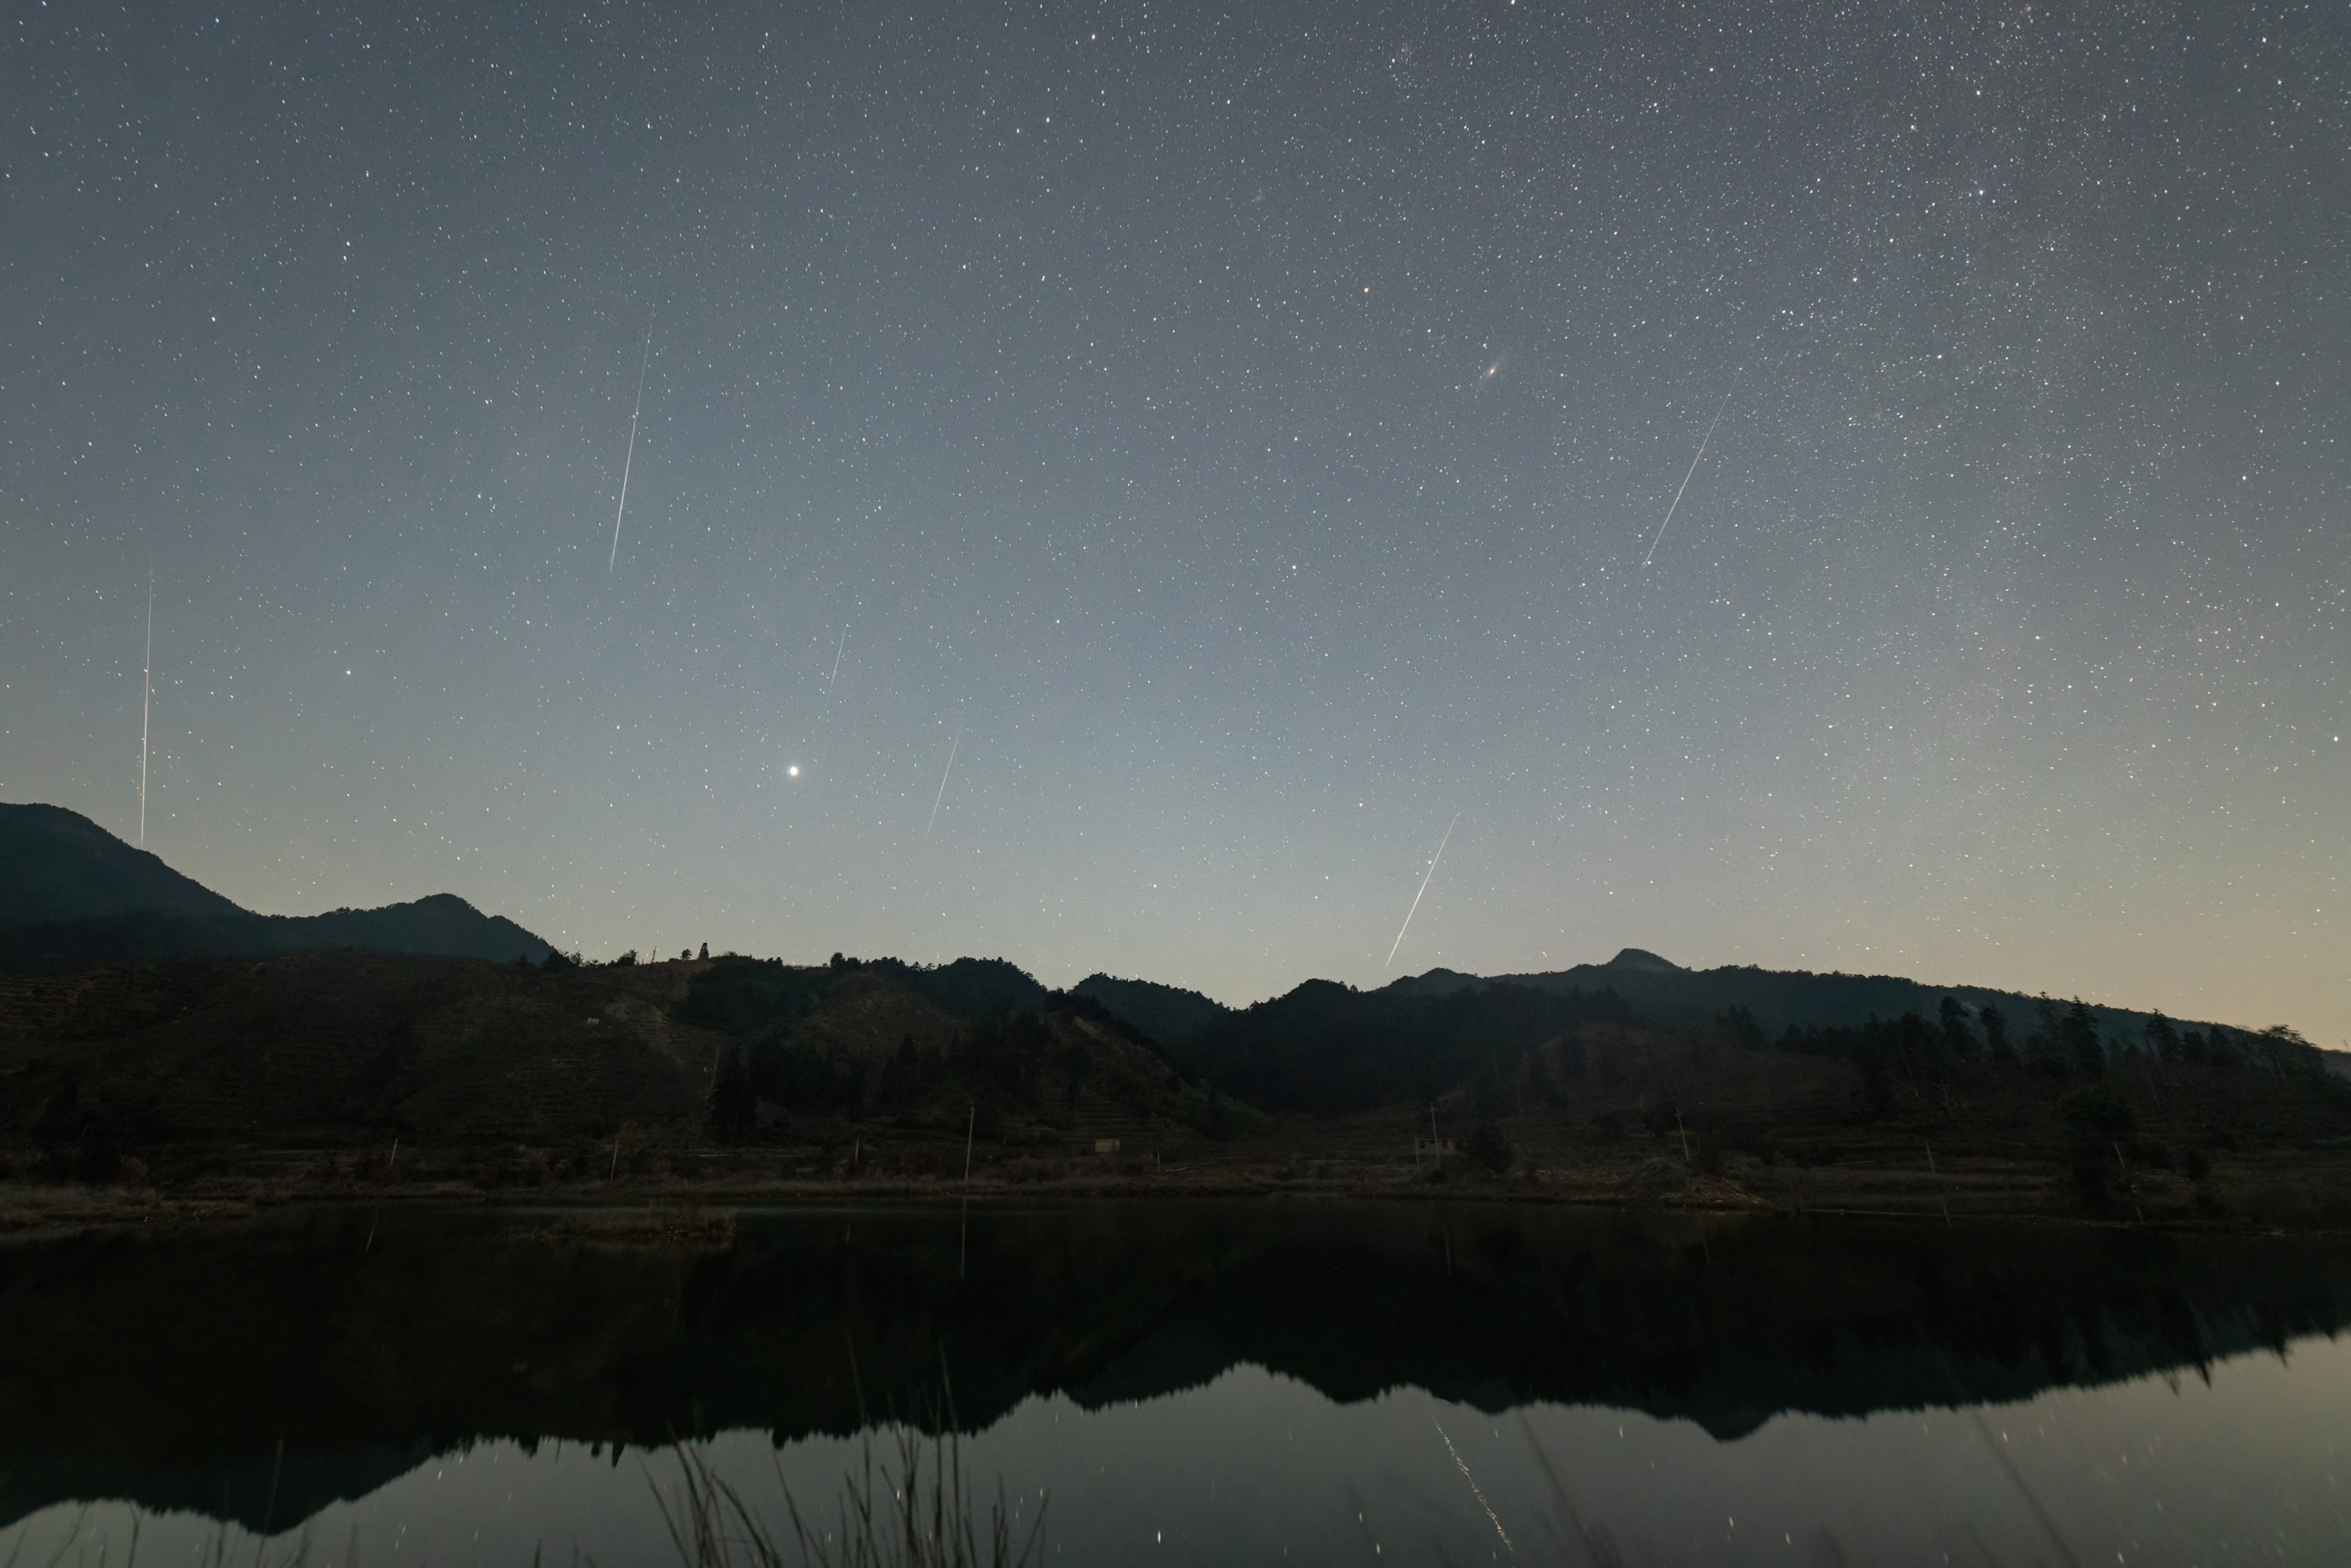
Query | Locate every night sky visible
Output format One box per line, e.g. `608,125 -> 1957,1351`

5,2 -> 2344,1040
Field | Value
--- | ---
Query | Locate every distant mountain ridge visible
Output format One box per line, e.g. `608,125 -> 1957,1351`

1385,946 -> 2232,1046
0,804 -> 2297,1050
695,944 -> 2275,1066
0,804 -> 551,968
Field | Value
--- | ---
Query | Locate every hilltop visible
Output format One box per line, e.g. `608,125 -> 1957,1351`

1070,973 -> 1230,1043
0,805 -> 551,970
0,804 -> 243,926
1384,947 -> 2229,1050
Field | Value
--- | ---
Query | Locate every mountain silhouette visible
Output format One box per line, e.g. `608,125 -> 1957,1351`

0,804 -> 245,925
1386,946 -> 2212,1046
0,804 -> 550,968
1071,972 -> 1230,1042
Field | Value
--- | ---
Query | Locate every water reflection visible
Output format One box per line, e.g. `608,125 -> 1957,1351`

2,1201 -> 2347,1562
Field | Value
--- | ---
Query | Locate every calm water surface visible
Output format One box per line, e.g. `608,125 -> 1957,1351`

2,1200 -> 2347,1564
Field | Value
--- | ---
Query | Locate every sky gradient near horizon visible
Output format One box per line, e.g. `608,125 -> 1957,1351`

4,1 -> 2345,1038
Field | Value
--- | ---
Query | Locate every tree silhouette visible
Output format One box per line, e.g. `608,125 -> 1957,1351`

1938,997 -> 1976,1059
2060,1000 -> 2106,1077
1978,1003 -> 2015,1063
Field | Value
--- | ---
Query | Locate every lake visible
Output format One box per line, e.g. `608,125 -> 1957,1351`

2,1199 -> 2347,1564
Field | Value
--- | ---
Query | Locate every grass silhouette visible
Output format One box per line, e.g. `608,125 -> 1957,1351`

655,1427 -> 1044,1568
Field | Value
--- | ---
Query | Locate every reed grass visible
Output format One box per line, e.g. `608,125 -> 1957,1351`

656,1428 -> 1044,1568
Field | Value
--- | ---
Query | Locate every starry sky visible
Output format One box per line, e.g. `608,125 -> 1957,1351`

4,1 -> 2344,1039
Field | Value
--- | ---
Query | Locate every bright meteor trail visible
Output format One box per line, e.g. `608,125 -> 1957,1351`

137,567 -> 152,847
927,722 -> 962,834
1643,381 -> 1737,568
1384,813 -> 1459,970
607,314 -> 653,574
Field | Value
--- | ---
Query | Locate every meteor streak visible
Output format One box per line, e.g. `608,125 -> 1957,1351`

826,627 -> 848,697
1643,379 -> 1739,568
138,568 -> 153,847
1384,812 -> 1459,970
607,313 -> 654,573
1433,1417 -> 1515,1555
927,722 -> 962,834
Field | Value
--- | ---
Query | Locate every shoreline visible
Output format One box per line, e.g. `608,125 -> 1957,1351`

7,1149 -> 2349,1242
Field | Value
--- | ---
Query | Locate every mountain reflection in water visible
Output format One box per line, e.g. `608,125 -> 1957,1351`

2,1200 -> 2347,1562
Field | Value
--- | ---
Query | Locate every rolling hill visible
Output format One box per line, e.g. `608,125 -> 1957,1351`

0,949 -> 1247,1168
1072,972 -> 1231,1042
0,949 -> 727,1159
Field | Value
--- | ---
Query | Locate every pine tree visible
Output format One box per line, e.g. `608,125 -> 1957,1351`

1938,996 -> 1977,1058
1978,1003 -> 2015,1063
2060,1000 -> 2105,1077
